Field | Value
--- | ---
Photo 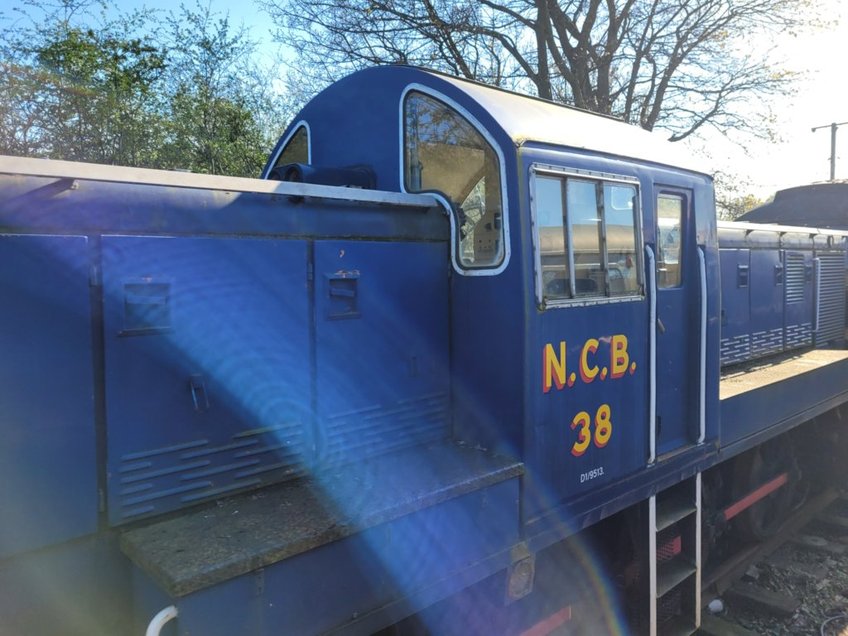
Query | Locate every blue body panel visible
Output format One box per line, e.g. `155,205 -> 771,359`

749,248 -> 784,357
0,234 -> 97,557
102,236 -> 312,524
313,240 -> 450,466
719,248 -> 751,365
530,300 -> 648,516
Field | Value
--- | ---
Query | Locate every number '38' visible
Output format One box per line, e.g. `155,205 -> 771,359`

570,404 -> 613,457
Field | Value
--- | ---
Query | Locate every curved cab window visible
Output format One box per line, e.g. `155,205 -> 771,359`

535,172 -> 640,302
404,92 -> 504,269
273,125 -> 309,168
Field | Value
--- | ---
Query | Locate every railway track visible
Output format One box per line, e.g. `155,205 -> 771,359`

699,489 -> 848,635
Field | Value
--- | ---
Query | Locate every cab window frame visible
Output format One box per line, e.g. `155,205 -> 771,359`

655,192 -> 685,289
531,164 -> 644,308
267,121 -> 311,173
400,85 -> 511,276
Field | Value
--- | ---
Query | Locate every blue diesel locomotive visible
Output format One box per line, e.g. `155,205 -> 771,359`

1,65 -> 848,636
719,220 -> 847,366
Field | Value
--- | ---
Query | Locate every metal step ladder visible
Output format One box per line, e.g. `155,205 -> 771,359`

649,473 -> 701,636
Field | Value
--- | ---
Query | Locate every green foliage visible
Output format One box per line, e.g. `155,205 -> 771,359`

163,86 -> 269,176
714,171 -> 770,220
0,1 -> 167,164
155,2 -> 273,176
32,26 -> 166,164
0,0 -> 290,177
718,193 -> 768,220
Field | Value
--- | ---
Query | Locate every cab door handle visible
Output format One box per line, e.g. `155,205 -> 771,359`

189,374 -> 210,412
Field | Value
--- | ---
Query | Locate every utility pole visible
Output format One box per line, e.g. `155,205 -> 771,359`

812,121 -> 848,181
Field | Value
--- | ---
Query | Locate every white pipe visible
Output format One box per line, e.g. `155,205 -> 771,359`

646,245 -> 657,464
697,247 -> 707,444
146,605 -> 178,636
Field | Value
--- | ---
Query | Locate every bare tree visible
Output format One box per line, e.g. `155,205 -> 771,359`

259,0 -> 821,141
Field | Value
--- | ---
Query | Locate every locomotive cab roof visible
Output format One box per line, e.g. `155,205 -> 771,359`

264,65 -> 709,188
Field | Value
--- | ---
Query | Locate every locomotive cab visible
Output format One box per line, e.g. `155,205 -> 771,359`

265,65 -> 721,540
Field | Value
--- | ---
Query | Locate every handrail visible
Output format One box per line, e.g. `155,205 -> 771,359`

646,245 -> 657,464
697,246 -> 707,444
145,605 -> 178,636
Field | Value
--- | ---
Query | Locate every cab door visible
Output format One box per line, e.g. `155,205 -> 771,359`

653,189 -> 701,456
530,163 -> 649,515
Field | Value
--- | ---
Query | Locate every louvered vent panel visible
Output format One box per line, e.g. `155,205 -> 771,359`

323,392 -> 450,465
116,421 -> 306,520
817,252 -> 845,344
784,253 -> 806,304
720,334 -> 751,366
785,323 -> 813,349
751,328 -> 783,358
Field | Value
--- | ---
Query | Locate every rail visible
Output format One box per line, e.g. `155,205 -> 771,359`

646,244 -> 657,464
698,246 -> 707,444
145,605 -> 178,636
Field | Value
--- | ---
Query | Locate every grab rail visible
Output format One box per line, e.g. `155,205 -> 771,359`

145,605 -> 178,636
646,245 -> 657,464
697,246 -> 707,444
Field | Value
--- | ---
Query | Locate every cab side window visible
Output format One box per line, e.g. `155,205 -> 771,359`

656,194 -> 683,288
272,125 -> 309,169
404,92 -> 504,270
534,171 -> 641,302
